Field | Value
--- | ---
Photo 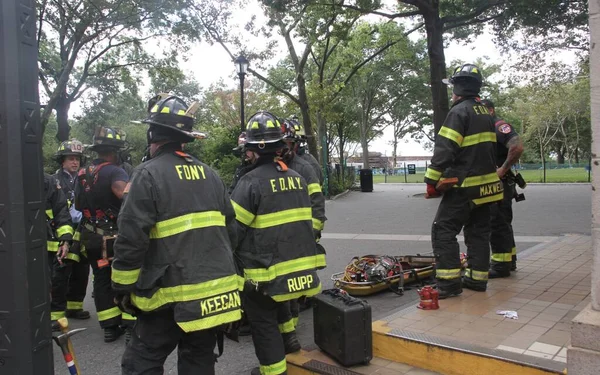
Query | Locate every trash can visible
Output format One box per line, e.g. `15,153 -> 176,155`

359,169 -> 373,192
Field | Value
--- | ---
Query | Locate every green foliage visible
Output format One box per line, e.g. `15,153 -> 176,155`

42,117 -> 61,174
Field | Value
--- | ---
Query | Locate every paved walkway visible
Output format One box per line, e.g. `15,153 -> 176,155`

379,234 -> 591,365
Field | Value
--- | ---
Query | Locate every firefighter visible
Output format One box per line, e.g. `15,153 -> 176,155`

112,94 -> 242,375
45,173 -> 75,329
481,99 -> 524,278
54,139 -> 91,320
288,116 -> 323,185
75,126 -> 134,342
425,64 -> 503,298
229,131 -> 254,195
231,111 -> 323,375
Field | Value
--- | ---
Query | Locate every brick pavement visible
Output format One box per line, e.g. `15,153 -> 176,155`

380,234 -> 591,365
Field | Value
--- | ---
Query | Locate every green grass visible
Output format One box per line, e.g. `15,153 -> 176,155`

371,168 -> 591,184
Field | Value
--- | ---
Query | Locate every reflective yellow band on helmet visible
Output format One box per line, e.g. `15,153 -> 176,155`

260,358 -> 287,375
97,306 -> 121,322
271,283 -> 322,302
131,274 -> 243,312
56,224 -> 74,238
150,211 -> 226,239
121,312 -> 136,321
67,301 -> 84,310
438,126 -> 463,146
51,311 -> 66,321
436,268 -> 461,280
472,193 -> 503,205
461,172 -> 500,187
465,268 -> 488,281
252,207 -> 311,229
244,255 -> 321,282
462,132 -> 496,147
178,309 -> 242,333
425,168 -> 442,181
232,200 -> 255,226
491,253 -> 512,262
278,318 -> 296,334
47,241 -> 59,252
308,183 -> 321,195
511,247 -> 517,255
112,268 -> 141,285
312,218 -> 324,231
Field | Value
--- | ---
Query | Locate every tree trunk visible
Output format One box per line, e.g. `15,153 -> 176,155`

297,73 -> 319,161
556,146 -> 565,164
575,148 -> 579,164
55,95 -> 71,142
423,8 -> 450,135
360,115 -> 370,168
392,137 -> 398,168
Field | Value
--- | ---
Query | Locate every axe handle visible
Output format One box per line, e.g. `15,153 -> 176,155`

59,318 -> 81,374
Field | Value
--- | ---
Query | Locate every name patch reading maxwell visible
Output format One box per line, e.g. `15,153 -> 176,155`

479,182 -> 503,196
200,291 -> 241,316
287,275 -> 314,292
175,165 -> 206,180
270,177 -> 304,193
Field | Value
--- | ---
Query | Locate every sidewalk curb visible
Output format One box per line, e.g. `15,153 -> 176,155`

330,189 -> 351,200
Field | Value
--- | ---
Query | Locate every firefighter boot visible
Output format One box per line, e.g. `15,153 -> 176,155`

462,277 -> 487,292
124,327 -> 133,346
51,320 -> 61,332
489,268 -> 510,279
104,326 -> 124,343
283,331 -> 301,354
66,309 -> 91,320
436,280 -> 462,300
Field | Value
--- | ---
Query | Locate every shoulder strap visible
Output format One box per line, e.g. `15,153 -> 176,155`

77,162 -> 113,220
175,151 -> 194,163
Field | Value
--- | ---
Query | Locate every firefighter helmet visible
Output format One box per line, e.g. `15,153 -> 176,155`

141,93 -> 206,142
291,116 -> 306,140
55,139 -> 84,161
443,63 -> 483,86
244,111 -> 284,152
233,131 -> 247,151
88,126 -> 126,152
281,119 -> 297,140
480,99 -> 495,109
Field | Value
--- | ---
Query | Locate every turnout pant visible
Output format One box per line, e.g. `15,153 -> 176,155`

490,180 -> 516,272
432,189 -> 491,289
82,229 -> 135,329
276,301 -> 298,334
48,252 -> 72,321
121,308 -> 218,375
66,254 -> 90,311
245,290 -> 288,375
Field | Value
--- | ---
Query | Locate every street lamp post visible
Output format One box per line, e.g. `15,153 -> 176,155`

234,55 -> 249,133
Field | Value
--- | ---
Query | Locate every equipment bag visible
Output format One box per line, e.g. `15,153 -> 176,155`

313,289 -> 372,366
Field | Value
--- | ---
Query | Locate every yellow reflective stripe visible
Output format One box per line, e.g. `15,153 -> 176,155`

315,254 -> 327,268
252,208 -> 311,229
312,218 -> 324,231
56,224 -> 74,238
436,268 -> 461,280
67,301 -> 83,310
97,306 -> 121,322
73,231 -> 81,241
472,193 -> 503,205
231,200 -> 255,226
425,168 -> 442,181
462,132 -> 496,147
307,183 -> 321,195
292,317 -> 299,328
46,209 -> 54,219
178,309 -> 242,333
260,358 -> 287,375
465,268 -> 489,281
150,211 -> 225,239
131,275 -> 242,311
461,172 -> 500,188
47,241 -> 59,252
244,256 -> 321,282
121,312 -> 136,321
278,318 -> 295,334
66,253 -> 80,262
161,107 -> 170,113
112,268 -> 141,285
511,247 -> 517,256
51,311 -> 66,320
272,283 -> 322,302
491,253 -> 513,262
438,126 -> 463,146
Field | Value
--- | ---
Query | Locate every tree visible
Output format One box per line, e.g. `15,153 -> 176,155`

37,0 -> 236,141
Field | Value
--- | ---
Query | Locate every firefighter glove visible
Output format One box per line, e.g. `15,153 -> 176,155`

425,183 -> 441,199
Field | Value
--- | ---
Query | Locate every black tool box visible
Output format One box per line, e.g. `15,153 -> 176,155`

313,289 -> 372,366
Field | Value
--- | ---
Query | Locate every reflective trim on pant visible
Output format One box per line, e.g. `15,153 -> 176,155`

67,301 -> 84,310
122,312 -> 137,321
465,268 -> 489,281
260,358 -> 287,375
51,311 -> 66,320
491,253 -> 512,262
278,318 -> 295,334
490,180 -> 515,271
98,306 -> 122,322
436,269 -> 461,280
511,247 -> 517,256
